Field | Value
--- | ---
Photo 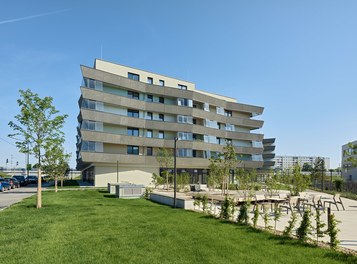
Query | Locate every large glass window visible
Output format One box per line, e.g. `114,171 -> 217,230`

127,127 -> 139,136
204,119 -> 218,129
204,135 -> 217,144
225,124 -> 235,131
82,120 -> 95,130
177,98 -> 193,107
178,132 -> 193,141
128,72 -> 140,81
177,149 -> 193,157
146,130 -> 153,138
158,131 -> 164,139
81,141 -> 103,152
82,78 -> 103,91
128,91 -> 139,100
203,103 -> 210,112
127,145 -> 139,155
127,109 -> 139,118
159,114 -> 164,121
177,115 -> 193,124
147,77 -> 153,84
146,112 -> 153,120
225,110 -> 232,117
159,80 -> 165,86
147,147 -> 153,156
81,99 -> 103,111
147,94 -> 153,102
159,97 -> 165,104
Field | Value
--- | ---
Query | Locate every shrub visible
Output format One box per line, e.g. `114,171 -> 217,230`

201,194 -> 209,213
283,211 -> 298,237
252,203 -> 259,228
296,210 -> 312,242
327,213 -> 341,249
237,202 -> 249,225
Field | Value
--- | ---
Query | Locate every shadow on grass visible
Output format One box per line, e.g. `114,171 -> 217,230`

98,190 -> 108,194
103,194 -> 116,198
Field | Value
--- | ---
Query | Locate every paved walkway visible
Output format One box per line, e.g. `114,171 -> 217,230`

0,187 -> 37,211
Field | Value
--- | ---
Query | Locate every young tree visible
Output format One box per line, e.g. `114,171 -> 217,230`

42,140 -> 71,193
156,148 -> 173,191
209,143 -> 238,195
290,165 -> 309,196
312,157 -> 326,190
8,89 -> 68,208
236,168 -> 256,200
296,210 -> 312,242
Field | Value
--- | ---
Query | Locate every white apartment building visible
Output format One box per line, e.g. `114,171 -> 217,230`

274,155 -> 330,171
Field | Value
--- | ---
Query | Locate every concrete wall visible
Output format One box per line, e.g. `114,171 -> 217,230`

94,165 -> 159,187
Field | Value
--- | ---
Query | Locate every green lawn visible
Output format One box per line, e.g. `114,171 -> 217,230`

0,190 -> 356,264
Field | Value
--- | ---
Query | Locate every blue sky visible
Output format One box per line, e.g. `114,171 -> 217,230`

0,0 -> 356,169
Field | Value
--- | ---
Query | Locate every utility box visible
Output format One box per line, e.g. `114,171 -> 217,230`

115,184 -> 145,199
108,183 -> 120,194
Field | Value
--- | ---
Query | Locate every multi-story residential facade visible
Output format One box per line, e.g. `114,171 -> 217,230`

76,59 -> 267,187
261,138 -> 276,170
342,140 -> 357,181
274,155 -> 330,171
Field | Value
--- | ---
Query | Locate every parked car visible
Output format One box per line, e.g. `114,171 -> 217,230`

11,178 -> 20,188
0,178 -> 11,192
27,176 -> 38,184
13,175 -> 27,186
3,178 -> 16,189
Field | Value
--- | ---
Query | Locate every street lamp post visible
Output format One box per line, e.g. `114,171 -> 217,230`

173,137 -> 178,208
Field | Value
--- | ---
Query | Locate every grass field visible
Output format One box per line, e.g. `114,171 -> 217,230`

0,190 -> 356,264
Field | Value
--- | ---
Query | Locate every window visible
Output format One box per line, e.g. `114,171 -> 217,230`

83,78 -> 103,91
216,107 -> 224,115
225,124 -> 235,131
204,119 -> 218,129
225,110 -> 232,117
204,135 -> 217,143
177,149 -> 192,157
128,91 -> 139,100
147,94 -> 153,102
127,109 -> 139,118
127,145 -> 139,155
193,118 -> 197,125
177,115 -> 193,124
147,147 -> 153,156
159,80 -> 165,86
127,127 -> 139,136
147,77 -> 153,84
146,112 -> 153,120
82,120 -> 95,130
178,132 -> 193,141
146,130 -> 153,138
81,99 -> 103,111
203,103 -> 210,112
128,72 -> 140,81
177,98 -> 193,107
159,97 -> 164,104
158,131 -> 164,139
159,114 -> 164,121
178,84 -> 187,90
81,141 -> 103,152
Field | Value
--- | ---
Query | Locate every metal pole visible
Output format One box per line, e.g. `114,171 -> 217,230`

173,137 -> 178,208
116,160 -> 119,183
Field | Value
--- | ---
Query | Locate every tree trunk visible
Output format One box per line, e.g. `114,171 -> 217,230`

37,166 -> 42,209
55,175 -> 58,193
61,176 -> 63,187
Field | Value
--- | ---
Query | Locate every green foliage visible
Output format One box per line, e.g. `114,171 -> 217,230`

296,210 -> 312,242
220,196 -> 235,220
312,157 -> 326,189
315,208 -> 326,244
290,165 -> 310,196
177,172 -> 190,191
201,194 -> 209,213
345,142 -> 357,167
302,163 -> 313,172
143,187 -> 153,199
8,89 -> 68,208
273,205 -> 282,232
252,203 -> 259,228
327,213 -> 341,249
236,168 -> 256,200
151,172 -> 164,189
209,143 -> 238,195
237,202 -> 249,225
193,194 -> 201,210
156,148 -> 173,191
283,211 -> 298,237
263,209 -> 272,230
265,171 -> 280,196
334,178 -> 344,192
0,190 -> 355,264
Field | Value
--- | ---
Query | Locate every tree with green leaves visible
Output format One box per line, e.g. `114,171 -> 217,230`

8,89 -> 68,208
302,163 -> 313,172
209,143 -> 238,195
177,171 -> 190,191
283,211 -> 298,237
42,141 -> 71,193
296,210 -> 312,242
312,157 -> 326,190
236,168 -> 256,200
345,142 -> 357,167
290,165 -> 310,196
156,148 -> 173,191
151,172 -> 164,189
314,208 -> 326,245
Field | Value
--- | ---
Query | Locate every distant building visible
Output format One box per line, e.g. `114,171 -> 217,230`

342,140 -> 357,181
261,138 -> 276,170
274,155 -> 330,171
